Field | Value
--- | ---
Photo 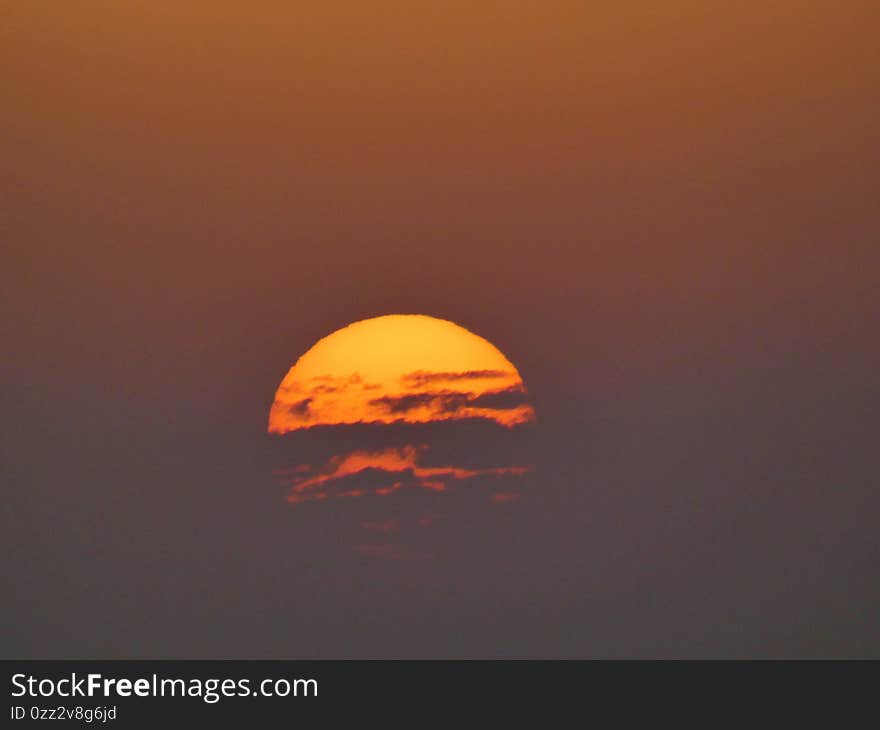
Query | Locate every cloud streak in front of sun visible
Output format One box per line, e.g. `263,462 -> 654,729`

269,370 -> 534,431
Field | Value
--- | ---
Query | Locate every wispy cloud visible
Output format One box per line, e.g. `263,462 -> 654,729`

276,445 -> 530,506
269,368 -> 534,432
400,369 -> 511,388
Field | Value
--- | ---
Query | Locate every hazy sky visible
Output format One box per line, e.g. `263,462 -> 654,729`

2,2 -> 878,657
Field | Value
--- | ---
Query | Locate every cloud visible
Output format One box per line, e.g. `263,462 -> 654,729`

462,385 -> 530,410
368,392 -> 471,416
269,367 -> 534,432
287,398 -> 313,417
368,385 -> 532,423
400,369 -> 512,388
276,444 -> 530,506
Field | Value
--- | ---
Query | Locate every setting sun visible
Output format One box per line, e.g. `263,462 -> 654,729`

268,314 -> 535,432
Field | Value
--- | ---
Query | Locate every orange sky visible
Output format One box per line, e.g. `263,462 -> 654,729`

3,1 -> 879,655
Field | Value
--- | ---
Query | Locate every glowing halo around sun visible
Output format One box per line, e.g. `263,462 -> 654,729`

267,314 -> 535,433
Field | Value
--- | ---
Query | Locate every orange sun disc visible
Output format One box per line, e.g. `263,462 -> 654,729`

267,314 -> 535,433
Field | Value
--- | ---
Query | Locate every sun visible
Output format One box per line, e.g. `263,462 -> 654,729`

268,314 -> 535,433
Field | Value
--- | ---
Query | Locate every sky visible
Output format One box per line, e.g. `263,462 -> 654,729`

2,2 -> 879,657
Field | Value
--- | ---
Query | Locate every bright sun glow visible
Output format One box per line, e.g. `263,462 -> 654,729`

268,314 -> 534,432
